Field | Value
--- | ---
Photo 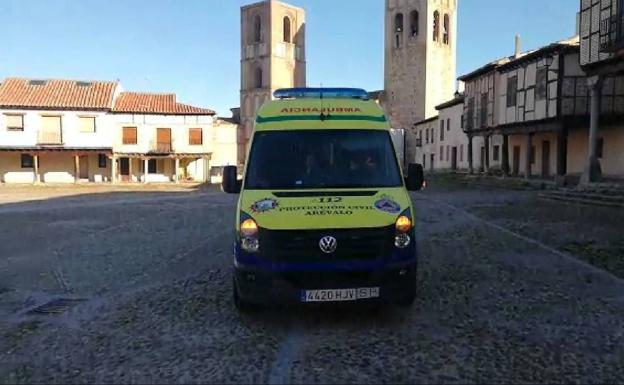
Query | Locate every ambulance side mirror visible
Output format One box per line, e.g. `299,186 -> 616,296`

405,163 -> 424,191
222,165 -> 242,194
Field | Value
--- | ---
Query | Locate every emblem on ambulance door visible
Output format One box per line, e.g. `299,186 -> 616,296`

250,198 -> 279,213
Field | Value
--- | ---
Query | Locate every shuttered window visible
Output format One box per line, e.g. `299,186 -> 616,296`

189,128 -> 203,145
79,116 -> 96,133
42,116 -> 61,131
5,114 -> 24,131
122,127 -> 137,145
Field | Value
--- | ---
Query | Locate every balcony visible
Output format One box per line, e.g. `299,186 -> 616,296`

149,140 -> 173,154
600,13 -> 624,53
37,129 -> 63,145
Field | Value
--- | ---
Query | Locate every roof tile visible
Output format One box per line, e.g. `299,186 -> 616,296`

0,78 -> 117,110
112,92 -> 215,115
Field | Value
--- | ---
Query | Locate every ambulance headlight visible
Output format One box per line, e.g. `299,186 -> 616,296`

241,237 -> 260,253
394,233 -> 411,249
240,213 -> 260,253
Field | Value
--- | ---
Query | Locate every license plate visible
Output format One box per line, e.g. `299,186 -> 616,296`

301,287 -> 380,303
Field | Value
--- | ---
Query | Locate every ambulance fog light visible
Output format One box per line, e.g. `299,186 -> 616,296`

394,233 -> 411,249
241,237 -> 260,253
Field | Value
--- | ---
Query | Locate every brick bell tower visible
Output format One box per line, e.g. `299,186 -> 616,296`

238,0 -> 306,167
384,0 -> 458,130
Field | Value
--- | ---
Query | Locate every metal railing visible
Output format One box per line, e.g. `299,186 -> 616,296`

149,140 -> 173,154
600,13 -> 624,52
37,129 -> 63,145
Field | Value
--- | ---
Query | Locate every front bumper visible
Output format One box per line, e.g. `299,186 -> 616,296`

234,262 -> 417,305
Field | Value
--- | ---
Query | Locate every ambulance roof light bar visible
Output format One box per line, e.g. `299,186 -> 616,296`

273,87 -> 370,100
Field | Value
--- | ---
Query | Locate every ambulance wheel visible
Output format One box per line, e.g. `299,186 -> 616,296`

233,277 -> 256,313
395,270 -> 417,307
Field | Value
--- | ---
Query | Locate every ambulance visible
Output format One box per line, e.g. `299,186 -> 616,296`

222,88 -> 424,310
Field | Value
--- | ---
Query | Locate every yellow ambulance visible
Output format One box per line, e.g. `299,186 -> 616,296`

222,88 -> 424,311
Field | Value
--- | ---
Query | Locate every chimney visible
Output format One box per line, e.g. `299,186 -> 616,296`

515,34 -> 522,58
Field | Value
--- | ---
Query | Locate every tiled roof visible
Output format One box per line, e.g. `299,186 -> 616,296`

0,78 -> 117,110
112,92 -> 215,115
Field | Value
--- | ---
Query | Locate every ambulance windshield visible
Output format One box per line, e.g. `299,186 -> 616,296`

245,130 -> 403,190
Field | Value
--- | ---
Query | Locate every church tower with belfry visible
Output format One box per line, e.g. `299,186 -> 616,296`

384,0 -> 457,130
238,0 -> 306,166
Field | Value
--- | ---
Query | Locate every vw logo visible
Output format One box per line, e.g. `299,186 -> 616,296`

319,236 -> 338,254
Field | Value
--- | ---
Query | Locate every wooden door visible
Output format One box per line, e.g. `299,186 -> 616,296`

513,146 -> 521,176
156,128 -> 172,152
120,158 -> 130,182
541,141 -> 551,178
79,156 -> 89,179
451,147 -> 458,170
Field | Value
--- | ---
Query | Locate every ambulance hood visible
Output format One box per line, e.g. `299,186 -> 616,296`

240,188 -> 412,230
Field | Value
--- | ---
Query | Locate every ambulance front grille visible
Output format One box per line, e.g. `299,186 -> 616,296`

259,226 -> 395,263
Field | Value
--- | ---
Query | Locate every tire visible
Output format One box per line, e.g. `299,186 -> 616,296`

395,270 -> 417,307
233,277 -> 257,313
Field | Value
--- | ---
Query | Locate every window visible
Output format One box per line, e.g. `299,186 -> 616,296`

460,114 -> 464,129
480,93 -> 488,127
507,76 -> 518,107
493,145 -> 500,161
460,144 -> 464,162
98,154 -> 107,168
253,15 -> 262,43
440,146 -> 444,161
446,145 -> 450,161
596,137 -> 604,159
395,13 -> 404,32
21,154 -> 34,168
255,67 -> 263,88
410,11 -> 419,36
79,116 -> 96,133
5,114 -> 24,131
440,120 -> 445,141
189,128 -> 203,145
433,11 -> 440,42
122,127 -> 137,145
536,67 -> 548,101
283,16 -> 291,43
244,130 -> 403,189
394,13 -> 404,48
426,128 -> 429,143
431,128 -> 435,143
447,118 -> 450,131
443,14 -> 450,44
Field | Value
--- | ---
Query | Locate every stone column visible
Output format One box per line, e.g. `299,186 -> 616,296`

74,155 -> 80,183
111,155 -> 117,184
128,157 -> 133,183
581,75 -> 603,185
144,158 -> 149,184
502,134 -> 510,177
467,135 -> 474,175
33,155 -> 40,184
174,158 -> 180,184
525,133 -> 533,180
484,135 -> 491,174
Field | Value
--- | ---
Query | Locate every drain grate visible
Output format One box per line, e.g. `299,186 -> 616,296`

27,298 -> 87,315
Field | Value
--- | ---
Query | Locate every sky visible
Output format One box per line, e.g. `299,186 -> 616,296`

0,0 -> 579,117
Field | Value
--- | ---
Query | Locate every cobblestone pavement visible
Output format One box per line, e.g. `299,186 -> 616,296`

0,185 -> 623,384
